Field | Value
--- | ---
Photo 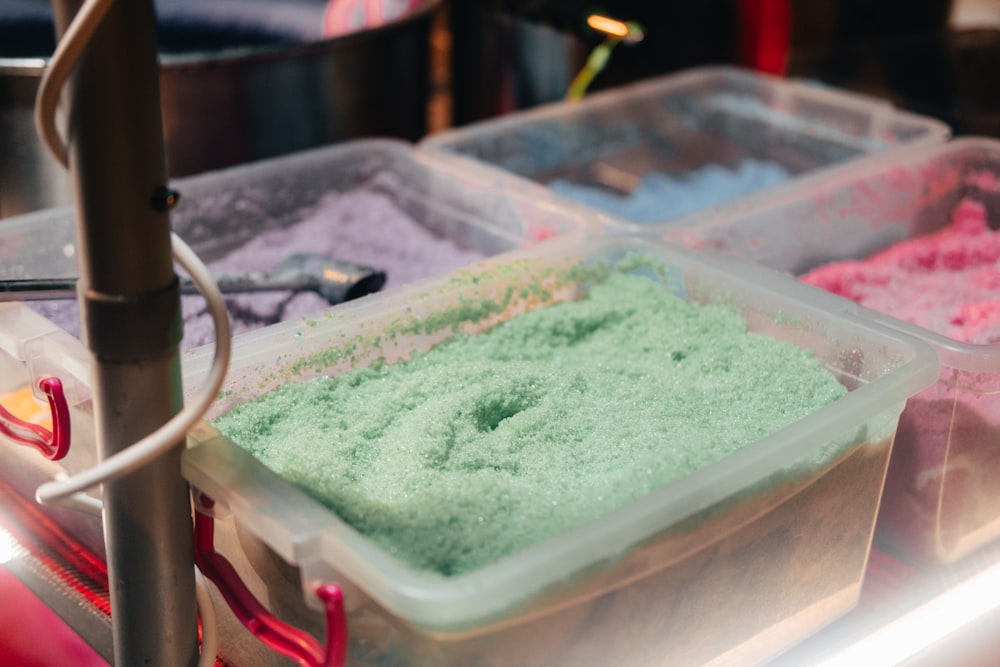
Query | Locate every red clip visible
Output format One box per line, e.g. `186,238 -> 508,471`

0,377 -> 71,461
193,495 -> 348,667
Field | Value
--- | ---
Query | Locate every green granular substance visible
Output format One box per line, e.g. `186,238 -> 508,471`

213,272 -> 847,577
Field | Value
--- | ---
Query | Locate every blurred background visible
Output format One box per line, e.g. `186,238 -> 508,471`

447,0 -> 999,133
1,0 -> 997,218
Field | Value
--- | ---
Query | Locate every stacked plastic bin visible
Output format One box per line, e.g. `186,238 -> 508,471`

0,66 -> 959,666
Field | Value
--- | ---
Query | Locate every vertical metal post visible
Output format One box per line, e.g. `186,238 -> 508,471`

49,0 -> 200,665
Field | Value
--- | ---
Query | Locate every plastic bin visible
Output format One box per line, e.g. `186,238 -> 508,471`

671,136 -> 1000,565
0,137 -> 598,554
0,138 -> 598,347
421,66 -> 950,229
181,235 -> 936,667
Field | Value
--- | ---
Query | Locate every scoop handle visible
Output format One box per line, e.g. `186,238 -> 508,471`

0,273 -> 314,301
1,255 -> 385,304
0,278 -> 79,301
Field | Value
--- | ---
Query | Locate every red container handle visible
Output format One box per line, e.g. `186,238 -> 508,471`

193,494 -> 348,667
0,377 -> 71,461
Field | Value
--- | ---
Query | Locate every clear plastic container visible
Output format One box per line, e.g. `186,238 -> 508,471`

672,136 -> 1000,565
0,138 -> 600,346
181,235 -> 937,667
159,138 -> 593,270
421,66 -> 951,228
0,136 -> 598,293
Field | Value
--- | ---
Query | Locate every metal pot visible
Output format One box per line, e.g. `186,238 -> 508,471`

0,0 -> 442,218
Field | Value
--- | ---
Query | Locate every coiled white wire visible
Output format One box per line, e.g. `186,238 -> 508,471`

33,0 -> 114,172
34,232 -> 232,506
32,0 -> 230,663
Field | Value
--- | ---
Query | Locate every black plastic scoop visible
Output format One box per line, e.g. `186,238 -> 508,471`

0,253 -> 387,304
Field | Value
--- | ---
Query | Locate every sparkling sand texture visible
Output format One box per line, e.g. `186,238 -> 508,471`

213,271 -> 846,576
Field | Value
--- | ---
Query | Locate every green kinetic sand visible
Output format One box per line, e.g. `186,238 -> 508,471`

213,272 -> 847,577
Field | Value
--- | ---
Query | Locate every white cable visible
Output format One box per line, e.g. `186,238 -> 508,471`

50,474 -> 104,516
195,568 -> 220,667
36,233 -> 232,505
34,0 -> 116,169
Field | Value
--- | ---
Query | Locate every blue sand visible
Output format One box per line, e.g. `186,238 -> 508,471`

549,160 -> 791,224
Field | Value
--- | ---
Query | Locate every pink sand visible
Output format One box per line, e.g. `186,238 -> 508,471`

801,199 -> 1000,345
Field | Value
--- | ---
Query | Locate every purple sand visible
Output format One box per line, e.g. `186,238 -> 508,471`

29,189 -> 488,349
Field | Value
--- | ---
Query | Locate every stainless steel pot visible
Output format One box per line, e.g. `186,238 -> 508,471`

0,0 -> 441,218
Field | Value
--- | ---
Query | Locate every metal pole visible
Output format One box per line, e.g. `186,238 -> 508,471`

49,0 -> 200,664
